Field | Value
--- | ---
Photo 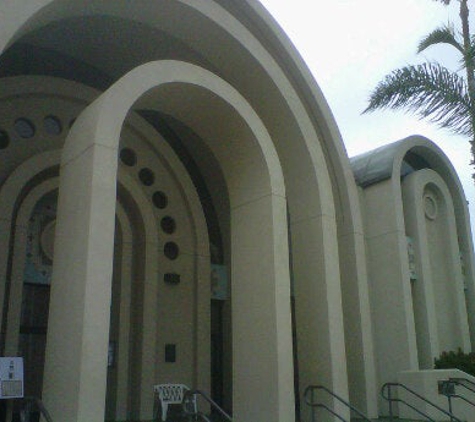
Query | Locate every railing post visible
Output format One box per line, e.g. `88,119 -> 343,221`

447,395 -> 454,422
311,387 -> 316,422
387,384 -> 394,422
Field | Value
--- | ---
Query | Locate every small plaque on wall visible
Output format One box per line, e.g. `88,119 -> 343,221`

164,273 -> 181,285
165,344 -> 176,363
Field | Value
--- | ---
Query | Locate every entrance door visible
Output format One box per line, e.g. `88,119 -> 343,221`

18,283 -> 50,399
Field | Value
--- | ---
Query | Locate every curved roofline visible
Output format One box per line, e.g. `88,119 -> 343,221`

351,135 -> 466,194
223,0 -> 365,234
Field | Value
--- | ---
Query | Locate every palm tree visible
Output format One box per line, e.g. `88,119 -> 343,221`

364,0 -> 475,179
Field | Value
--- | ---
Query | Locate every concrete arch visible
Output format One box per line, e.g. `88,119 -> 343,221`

1,1 -> 361,416
391,136 -> 475,348
0,150 -> 60,343
0,120 -> 210,421
42,59 -> 294,422
353,135 -> 475,414
3,178 -> 58,357
402,169 -> 471,368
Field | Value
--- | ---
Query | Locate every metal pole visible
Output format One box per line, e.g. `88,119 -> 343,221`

388,385 -> 394,422
447,395 -> 454,422
311,388 -> 316,422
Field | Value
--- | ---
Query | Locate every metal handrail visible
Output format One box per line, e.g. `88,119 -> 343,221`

450,377 -> 475,394
304,385 -> 372,422
381,382 -> 463,422
183,389 -> 232,422
440,378 -> 475,414
20,396 -> 53,422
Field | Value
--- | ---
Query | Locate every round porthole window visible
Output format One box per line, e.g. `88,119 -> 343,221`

161,216 -> 176,234
153,191 -> 168,209
14,118 -> 35,139
423,193 -> 438,220
139,168 -> 155,186
43,115 -> 62,135
164,242 -> 179,260
120,148 -> 137,167
0,130 -> 9,149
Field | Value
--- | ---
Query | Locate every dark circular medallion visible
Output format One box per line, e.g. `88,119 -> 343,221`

161,216 -> 176,234
119,148 -> 137,167
14,118 -> 35,139
138,168 -> 155,186
43,115 -> 63,135
152,191 -> 168,209
164,242 -> 179,260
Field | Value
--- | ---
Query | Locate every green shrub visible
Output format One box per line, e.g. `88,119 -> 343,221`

434,348 -> 475,377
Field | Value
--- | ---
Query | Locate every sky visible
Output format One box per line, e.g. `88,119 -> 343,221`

258,0 -> 475,228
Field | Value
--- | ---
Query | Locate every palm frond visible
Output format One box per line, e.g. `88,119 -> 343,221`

364,62 -> 473,136
418,25 -> 463,54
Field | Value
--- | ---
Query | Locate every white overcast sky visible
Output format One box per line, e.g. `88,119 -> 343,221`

258,0 -> 475,227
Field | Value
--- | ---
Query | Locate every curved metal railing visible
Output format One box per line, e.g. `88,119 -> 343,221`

304,385 -> 372,422
440,378 -> 475,413
381,382 -> 463,422
183,389 -> 232,422
450,376 -> 475,394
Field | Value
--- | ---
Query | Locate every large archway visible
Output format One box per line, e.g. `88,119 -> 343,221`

0,2 -> 367,420
0,75 -> 213,421
41,60 -> 294,422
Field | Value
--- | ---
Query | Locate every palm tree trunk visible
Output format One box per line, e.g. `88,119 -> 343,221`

459,0 -> 475,180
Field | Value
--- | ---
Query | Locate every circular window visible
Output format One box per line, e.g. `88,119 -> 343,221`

424,193 -> 438,220
0,130 -> 9,149
14,118 -> 35,139
120,148 -> 137,167
43,115 -> 62,135
161,216 -> 176,234
153,191 -> 168,209
139,168 -> 155,186
164,242 -> 179,260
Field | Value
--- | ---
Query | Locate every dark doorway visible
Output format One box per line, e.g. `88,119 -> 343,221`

18,283 -> 50,400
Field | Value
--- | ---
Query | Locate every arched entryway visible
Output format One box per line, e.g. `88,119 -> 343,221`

0,78 -> 214,421
1,2 -> 363,421
40,60 -> 294,422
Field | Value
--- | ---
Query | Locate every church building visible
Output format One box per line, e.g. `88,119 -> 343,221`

0,1 -> 473,422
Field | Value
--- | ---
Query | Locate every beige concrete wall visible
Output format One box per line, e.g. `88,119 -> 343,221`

0,1 -> 368,420
402,169 -> 471,367
360,137 -> 475,417
363,178 -> 419,411
36,61 -> 295,422
398,369 -> 475,422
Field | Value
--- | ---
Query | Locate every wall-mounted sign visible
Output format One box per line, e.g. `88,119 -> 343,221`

0,357 -> 23,399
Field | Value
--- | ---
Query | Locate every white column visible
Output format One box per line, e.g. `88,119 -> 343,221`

138,239 -> 159,418
231,193 -> 295,422
114,205 -> 132,420
42,140 -> 118,422
291,214 -> 349,422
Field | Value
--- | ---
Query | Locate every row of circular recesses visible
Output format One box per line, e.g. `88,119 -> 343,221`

0,115 -> 64,149
120,147 -> 180,261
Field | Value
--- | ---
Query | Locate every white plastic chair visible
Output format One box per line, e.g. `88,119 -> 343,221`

153,383 -> 197,421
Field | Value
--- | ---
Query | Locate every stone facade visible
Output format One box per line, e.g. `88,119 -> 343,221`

0,2 -> 473,422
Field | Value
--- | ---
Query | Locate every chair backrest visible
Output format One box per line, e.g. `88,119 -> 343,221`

154,384 -> 189,406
